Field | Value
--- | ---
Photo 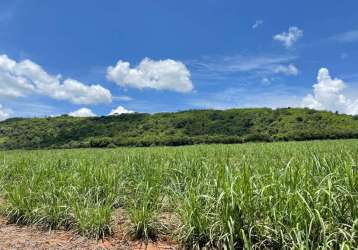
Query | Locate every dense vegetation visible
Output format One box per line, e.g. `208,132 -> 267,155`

1,108 -> 358,149
0,140 -> 357,248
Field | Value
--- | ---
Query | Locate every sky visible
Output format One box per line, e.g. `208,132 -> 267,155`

1,0 -> 358,120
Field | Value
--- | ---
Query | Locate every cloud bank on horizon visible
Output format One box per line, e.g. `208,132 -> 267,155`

69,107 -> 96,117
67,105 -> 134,118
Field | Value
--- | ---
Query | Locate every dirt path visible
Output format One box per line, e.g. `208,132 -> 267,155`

0,217 -> 176,250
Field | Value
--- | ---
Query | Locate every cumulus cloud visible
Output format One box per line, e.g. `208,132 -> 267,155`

302,68 -> 358,115
69,108 -> 97,117
107,58 -> 193,93
0,104 -> 11,121
273,26 -> 303,48
252,20 -> 263,29
274,64 -> 299,75
0,54 -> 112,104
108,106 -> 134,116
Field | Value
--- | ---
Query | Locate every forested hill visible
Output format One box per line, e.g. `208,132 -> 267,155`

1,108 -> 358,149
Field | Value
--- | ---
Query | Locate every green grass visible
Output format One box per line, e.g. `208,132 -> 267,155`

0,140 -> 357,248
0,137 -> 7,145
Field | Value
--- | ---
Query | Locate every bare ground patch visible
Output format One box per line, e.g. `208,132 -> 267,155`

0,197 -> 178,250
0,216 -> 177,250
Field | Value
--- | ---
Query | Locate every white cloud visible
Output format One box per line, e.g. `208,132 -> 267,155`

0,54 -> 112,104
107,58 -> 193,93
273,26 -> 303,48
69,108 -> 97,117
190,54 -> 299,80
273,64 -> 299,75
302,68 -> 358,115
0,104 -> 11,121
108,106 -> 134,116
113,95 -> 133,101
333,30 -> 358,43
252,20 -> 263,29
60,79 -> 112,105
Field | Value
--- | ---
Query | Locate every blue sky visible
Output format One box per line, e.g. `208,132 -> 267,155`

1,0 -> 358,119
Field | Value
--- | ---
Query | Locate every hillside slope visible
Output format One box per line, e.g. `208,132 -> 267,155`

1,108 -> 358,149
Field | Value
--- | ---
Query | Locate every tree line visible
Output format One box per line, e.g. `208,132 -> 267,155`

1,107 -> 358,149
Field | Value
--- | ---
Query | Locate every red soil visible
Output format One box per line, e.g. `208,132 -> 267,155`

0,217 -> 176,250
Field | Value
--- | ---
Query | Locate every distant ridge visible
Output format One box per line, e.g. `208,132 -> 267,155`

1,108 -> 358,149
